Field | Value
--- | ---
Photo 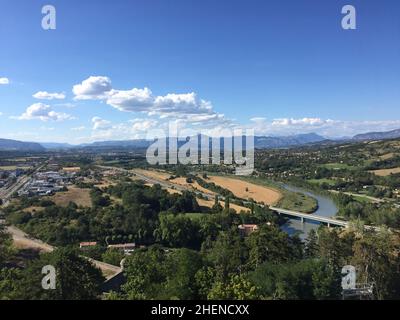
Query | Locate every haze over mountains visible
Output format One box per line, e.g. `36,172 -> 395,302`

2,128 -> 400,151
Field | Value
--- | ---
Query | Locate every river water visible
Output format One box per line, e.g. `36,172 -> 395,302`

279,184 -> 339,240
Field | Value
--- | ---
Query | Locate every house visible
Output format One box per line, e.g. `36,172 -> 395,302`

108,243 -> 136,254
238,224 -> 259,237
79,242 -> 98,249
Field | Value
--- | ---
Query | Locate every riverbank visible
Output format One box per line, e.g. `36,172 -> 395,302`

225,175 -> 318,213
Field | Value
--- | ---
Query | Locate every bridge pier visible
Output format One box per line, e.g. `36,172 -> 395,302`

301,217 -> 304,224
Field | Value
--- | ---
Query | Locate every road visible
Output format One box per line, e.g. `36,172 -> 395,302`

329,190 -> 385,203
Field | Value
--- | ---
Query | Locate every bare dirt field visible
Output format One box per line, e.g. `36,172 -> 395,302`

47,186 -> 92,207
379,153 -> 396,160
207,176 -> 282,205
371,167 -> 400,176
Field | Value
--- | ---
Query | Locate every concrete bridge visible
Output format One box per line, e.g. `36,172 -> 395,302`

269,206 -> 349,228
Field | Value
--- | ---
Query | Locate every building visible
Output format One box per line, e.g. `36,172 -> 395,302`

238,224 -> 259,237
108,243 -> 136,254
79,242 -> 98,249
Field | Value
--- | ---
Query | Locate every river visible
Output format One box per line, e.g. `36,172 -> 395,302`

279,184 -> 339,239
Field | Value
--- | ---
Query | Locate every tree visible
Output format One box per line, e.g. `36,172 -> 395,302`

304,229 -> 318,258
246,225 -> 301,269
249,259 -> 341,300
208,274 -> 258,300
156,213 -> 201,249
224,197 -> 230,211
122,246 -> 167,299
0,225 -> 12,267
21,248 -> 104,300
163,249 -> 203,299
0,268 -> 24,300
204,228 -> 247,282
352,230 -> 400,299
102,248 -> 125,267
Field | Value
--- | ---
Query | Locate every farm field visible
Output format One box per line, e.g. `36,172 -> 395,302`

207,175 -> 282,205
371,167 -> 400,176
320,163 -> 356,170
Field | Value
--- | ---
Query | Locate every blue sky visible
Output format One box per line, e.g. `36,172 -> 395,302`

0,0 -> 400,143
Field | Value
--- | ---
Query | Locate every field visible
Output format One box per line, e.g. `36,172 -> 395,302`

0,165 -> 31,170
62,167 -> 81,172
207,175 -> 282,205
308,178 -> 336,186
371,167 -> 400,176
47,186 -> 92,207
320,163 -> 355,170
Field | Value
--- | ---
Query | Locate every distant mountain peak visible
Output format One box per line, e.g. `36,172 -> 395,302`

353,128 -> 400,141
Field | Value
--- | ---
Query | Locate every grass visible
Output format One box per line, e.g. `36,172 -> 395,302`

320,163 -> 356,170
308,178 -> 336,186
276,192 -> 318,214
47,186 -> 92,208
0,165 -> 31,170
350,194 -> 373,204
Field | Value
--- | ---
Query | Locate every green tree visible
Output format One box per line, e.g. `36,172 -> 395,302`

163,248 -> 203,299
204,228 -> 247,282
21,248 -> 104,300
208,274 -> 258,300
246,225 -> 302,269
352,230 -> 400,299
102,248 -> 125,267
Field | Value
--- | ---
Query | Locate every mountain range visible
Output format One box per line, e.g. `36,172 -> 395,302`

0,138 -> 45,151
2,128 -> 400,151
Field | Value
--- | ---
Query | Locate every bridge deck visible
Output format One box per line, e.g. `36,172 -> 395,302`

269,206 -> 348,227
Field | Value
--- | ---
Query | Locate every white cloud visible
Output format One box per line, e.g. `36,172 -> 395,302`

91,117 -> 112,130
73,76 -> 112,100
106,88 -> 154,112
33,91 -> 66,100
0,77 -> 9,85
72,76 -> 228,125
244,117 -> 400,138
129,118 -> 159,131
14,103 -> 74,122
54,102 -> 76,108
